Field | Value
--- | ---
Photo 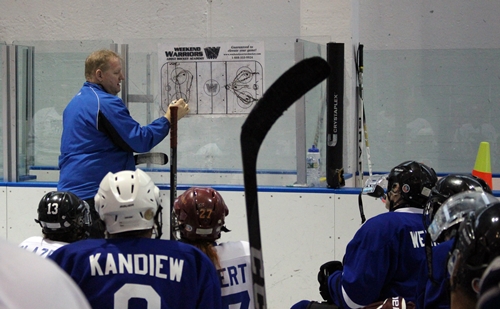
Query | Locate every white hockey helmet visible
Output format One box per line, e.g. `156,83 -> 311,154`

95,169 -> 161,235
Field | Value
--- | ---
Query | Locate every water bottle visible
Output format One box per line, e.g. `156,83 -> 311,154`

307,145 -> 321,187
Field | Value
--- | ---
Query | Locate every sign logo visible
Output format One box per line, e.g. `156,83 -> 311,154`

204,47 -> 221,59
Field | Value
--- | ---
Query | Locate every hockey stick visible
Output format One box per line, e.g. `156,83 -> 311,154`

357,44 -> 372,177
241,56 -> 330,309
355,44 -> 364,187
169,106 -> 178,240
134,152 -> 169,165
356,44 -> 374,224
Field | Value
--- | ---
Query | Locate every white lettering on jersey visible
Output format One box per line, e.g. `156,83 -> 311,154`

169,257 -> 184,282
410,230 -> 426,248
105,253 -> 118,275
89,253 -> 184,281
392,296 -> 400,308
219,263 -> 248,287
90,253 -> 103,275
118,254 -> 133,273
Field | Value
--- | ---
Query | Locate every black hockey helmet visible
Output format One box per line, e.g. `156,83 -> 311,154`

387,160 -> 437,208
36,191 -> 91,241
471,175 -> 493,194
448,202 -> 500,298
424,174 -> 488,229
477,256 -> 500,309
424,191 -> 498,283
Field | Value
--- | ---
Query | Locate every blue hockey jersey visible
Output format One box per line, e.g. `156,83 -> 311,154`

415,239 -> 453,309
58,82 -> 170,200
49,238 -> 222,309
329,207 -> 427,308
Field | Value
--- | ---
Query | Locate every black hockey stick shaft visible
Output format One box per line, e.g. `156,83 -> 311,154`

241,56 -> 330,309
169,106 -> 178,240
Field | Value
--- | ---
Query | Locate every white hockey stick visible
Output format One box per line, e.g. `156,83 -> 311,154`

134,152 -> 168,165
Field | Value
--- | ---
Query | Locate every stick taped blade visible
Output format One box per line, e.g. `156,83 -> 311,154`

134,152 -> 168,165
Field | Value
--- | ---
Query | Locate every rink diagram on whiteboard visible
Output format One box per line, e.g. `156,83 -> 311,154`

160,60 -> 264,115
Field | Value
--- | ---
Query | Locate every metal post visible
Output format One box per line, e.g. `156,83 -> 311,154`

2,45 -> 17,182
120,44 -> 129,108
294,40 -> 307,186
25,46 -> 35,172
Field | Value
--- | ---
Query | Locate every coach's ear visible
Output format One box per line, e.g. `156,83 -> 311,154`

472,277 -> 481,294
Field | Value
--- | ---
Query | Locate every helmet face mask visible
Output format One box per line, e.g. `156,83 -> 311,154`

362,173 -> 389,199
36,191 -> 91,241
428,191 -> 498,243
424,174 -> 490,241
173,187 -> 229,242
448,202 -> 500,297
95,169 -> 162,236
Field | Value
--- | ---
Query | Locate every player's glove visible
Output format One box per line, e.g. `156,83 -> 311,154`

317,261 -> 343,304
165,98 -> 190,122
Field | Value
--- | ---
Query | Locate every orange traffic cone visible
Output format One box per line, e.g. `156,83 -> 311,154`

472,141 -> 493,190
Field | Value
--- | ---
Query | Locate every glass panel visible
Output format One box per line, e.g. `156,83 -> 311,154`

14,38 -> 327,185
124,37 -> 327,185
12,40 -> 113,180
363,49 -> 500,174
301,39 -> 327,177
125,40 -> 159,127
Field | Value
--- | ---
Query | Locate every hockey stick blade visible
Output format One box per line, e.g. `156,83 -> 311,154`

240,56 -> 330,309
134,152 -> 168,165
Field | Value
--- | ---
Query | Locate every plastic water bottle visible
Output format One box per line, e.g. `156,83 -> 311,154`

307,145 -> 321,187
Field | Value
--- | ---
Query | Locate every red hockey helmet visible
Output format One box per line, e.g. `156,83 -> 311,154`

173,187 -> 229,242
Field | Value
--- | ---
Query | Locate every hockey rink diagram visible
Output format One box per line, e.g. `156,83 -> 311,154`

160,60 -> 264,115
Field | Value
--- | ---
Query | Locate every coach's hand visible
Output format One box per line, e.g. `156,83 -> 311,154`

318,261 -> 343,304
165,99 -> 190,122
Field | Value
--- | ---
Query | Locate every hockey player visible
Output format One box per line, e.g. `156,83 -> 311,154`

19,191 -> 91,258
291,297 -> 416,309
477,256 -> 500,309
447,202 -> 500,309
173,187 -> 253,309
0,237 -> 92,309
298,161 -> 437,308
416,174 -> 495,309
49,169 -> 222,309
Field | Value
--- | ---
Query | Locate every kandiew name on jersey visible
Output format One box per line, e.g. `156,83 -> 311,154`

89,253 -> 184,281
